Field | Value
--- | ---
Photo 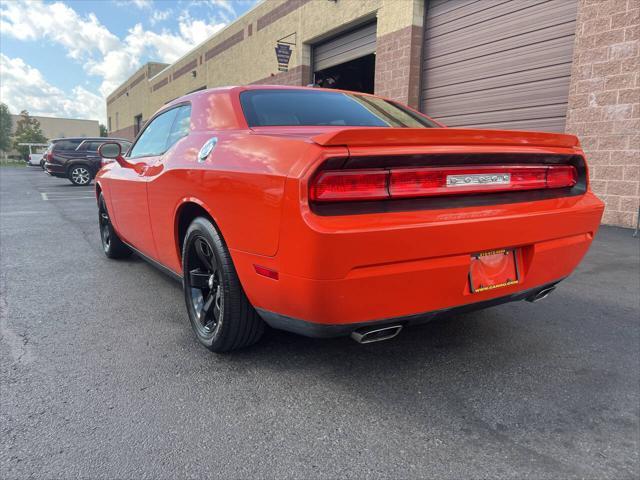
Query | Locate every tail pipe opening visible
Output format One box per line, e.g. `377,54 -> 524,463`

351,325 -> 403,344
526,286 -> 556,303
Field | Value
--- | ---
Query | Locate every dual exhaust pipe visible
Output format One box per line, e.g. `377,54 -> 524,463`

350,285 -> 557,344
351,325 -> 403,344
526,286 -> 556,303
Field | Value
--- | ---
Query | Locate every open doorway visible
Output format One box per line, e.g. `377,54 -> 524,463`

312,21 -> 376,94
313,53 -> 375,93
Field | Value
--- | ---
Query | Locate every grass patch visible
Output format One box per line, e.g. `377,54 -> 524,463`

0,159 -> 27,168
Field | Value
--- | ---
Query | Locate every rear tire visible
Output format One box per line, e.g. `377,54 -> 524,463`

98,194 -> 131,259
69,165 -> 92,185
182,217 -> 264,352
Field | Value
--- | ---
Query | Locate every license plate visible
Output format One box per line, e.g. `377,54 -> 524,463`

469,249 -> 519,293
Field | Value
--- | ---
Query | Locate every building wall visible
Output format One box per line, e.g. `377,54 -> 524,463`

565,0 -> 639,228
10,114 -> 100,140
107,0 -> 639,228
107,0 -> 425,138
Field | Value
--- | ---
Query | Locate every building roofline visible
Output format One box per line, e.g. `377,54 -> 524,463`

10,113 -> 99,123
108,0 -> 267,97
106,62 -> 169,102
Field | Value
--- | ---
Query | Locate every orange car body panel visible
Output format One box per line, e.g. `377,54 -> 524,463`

96,86 -> 604,332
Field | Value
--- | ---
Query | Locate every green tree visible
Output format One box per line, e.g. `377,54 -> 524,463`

99,123 -> 108,137
0,103 -> 12,153
12,110 -> 47,160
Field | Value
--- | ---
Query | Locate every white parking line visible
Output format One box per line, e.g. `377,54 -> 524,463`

39,191 -> 93,195
44,196 -> 95,201
39,192 -> 94,201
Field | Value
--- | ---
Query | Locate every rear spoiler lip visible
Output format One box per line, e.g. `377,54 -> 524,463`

311,127 -> 580,149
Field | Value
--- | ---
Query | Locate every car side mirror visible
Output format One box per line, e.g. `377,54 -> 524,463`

98,142 -> 131,169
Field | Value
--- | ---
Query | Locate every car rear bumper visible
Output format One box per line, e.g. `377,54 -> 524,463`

45,163 -> 66,177
255,279 -> 563,338
232,191 -> 604,328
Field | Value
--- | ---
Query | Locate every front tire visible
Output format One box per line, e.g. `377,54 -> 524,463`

69,165 -> 92,185
98,194 -> 131,259
182,217 -> 264,352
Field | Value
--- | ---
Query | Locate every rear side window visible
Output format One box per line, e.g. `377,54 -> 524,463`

119,141 -> 132,154
240,90 -> 437,128
128,108 -> 179,158
82,141 -> 103,152
54,139 -> 82,151
165,105 -> 192,149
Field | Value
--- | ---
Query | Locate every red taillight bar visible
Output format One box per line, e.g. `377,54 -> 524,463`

309,169 -> 388,202
309,165 -> 577,202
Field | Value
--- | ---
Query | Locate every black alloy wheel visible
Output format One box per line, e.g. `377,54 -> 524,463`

182,217 -> 264,352
186,235 -> 224,337
98,194 -> 131,259
99,205 -> 111,252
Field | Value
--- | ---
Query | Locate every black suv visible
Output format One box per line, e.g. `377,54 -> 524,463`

44,137 -> 131,185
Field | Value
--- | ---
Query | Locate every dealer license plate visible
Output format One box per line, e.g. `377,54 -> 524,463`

469,249 -> 520,293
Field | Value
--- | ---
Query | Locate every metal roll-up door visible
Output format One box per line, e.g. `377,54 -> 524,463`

313,22 -> 377,72
421,0 -> 578,132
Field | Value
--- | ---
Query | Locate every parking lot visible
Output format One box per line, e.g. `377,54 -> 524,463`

1,166 -> 638,479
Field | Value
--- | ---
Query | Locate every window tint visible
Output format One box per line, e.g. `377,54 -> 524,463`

128,108 -> 179,158
54,139 -> 82,151
240,90 -> 438,128
119,141 -> 132,154
165,105 -> 192,149
82,141 -> 103,152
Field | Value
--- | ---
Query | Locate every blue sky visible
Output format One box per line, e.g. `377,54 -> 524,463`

0,0 -> 258,124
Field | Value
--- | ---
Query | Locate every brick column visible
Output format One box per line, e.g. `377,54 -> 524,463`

374,25 -> 424,109
374,0 -> 425,109
566,0 -> 639,228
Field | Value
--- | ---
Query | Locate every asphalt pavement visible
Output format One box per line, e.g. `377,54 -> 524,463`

1,166 -> 638,479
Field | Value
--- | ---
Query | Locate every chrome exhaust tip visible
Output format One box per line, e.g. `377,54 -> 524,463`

526,286 -> 556,303
351,325 -> 403,344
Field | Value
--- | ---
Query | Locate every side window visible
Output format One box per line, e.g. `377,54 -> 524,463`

128,108 -> 179,158
165,105 -> 192,150
55,139 -> 82,151
119,141 -> 132,154
84,141 -> 102,153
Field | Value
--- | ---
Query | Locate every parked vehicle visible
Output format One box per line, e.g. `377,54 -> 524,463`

44,137 -> 131,185
18,143 -> 49,166
96,86 -> 604,352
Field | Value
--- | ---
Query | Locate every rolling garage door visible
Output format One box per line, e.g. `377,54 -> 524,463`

313,22 -> 377,71
420,0 -> 578,132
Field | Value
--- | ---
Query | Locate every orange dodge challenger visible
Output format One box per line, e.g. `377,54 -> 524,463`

96,86 -> 604,352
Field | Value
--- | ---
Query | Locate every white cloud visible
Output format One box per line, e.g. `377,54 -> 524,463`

210,0 -> 236,17
150,8 -> 172,25
132,0 -> 153,8
0,1 -> 120,60
115,0 -> 152,9
177,16 -> 226,48
0,54 -> 104,123
0,0 -> 240,121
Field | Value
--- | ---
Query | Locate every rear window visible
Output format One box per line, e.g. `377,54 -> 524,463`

240,90 -> 438,128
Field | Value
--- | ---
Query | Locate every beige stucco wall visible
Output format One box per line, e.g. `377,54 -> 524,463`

10,114 -> 99,139
106,0 -> 424,137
